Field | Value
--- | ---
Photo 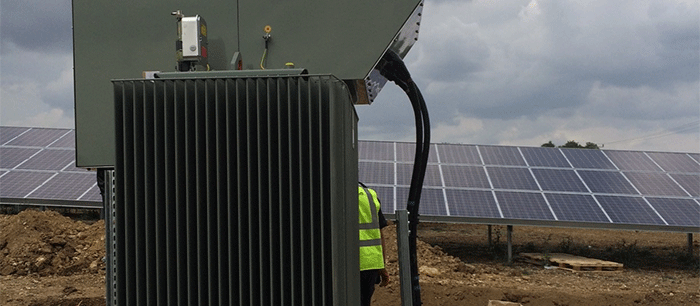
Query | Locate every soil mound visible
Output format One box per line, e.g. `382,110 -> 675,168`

0,210 -> 105,277
382,222 -> 476,286
1,211 -> 697,306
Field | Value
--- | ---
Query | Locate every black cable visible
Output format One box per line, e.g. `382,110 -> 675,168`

409,80 -> 430,304
377,50 -> 430,305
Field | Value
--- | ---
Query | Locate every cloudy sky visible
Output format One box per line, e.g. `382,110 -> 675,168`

1,0 -> 699,153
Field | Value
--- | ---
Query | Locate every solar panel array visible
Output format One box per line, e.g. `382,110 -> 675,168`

0,126 -> 101,206
359,141 -> 700,232
2,126 -> 698,232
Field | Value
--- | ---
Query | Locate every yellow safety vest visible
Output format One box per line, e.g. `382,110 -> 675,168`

358,186 -> 384,271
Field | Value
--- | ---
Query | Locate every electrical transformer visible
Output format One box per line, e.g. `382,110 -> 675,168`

112,74 -> 358,305
72,1 -> 422,304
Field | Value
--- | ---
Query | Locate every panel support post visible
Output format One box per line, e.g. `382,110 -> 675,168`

487,225 -> 492,249
102,169 -> 115,306
396,210 -> 413,306
507,225 -> 513,265
689,233 -> 694,257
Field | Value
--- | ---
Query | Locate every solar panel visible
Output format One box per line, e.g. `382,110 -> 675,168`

16,149 -> 76,171
367,185 -> 395,212
0,126 -> 30,144
0,171 -> 56,198
352,140 -> 698,231
417,188 -> 448,216
519,147 -> 571,168
646,152 -> 700,173
441,165 -> 490,189
670,173 -> 700,197
0,147 -> 40,168
395,186 -> 447,216
436,144 -> 481,164
29,172 -> 97,201
532,168 -> 588,192
48,130 -> 76,149
577,170 -> 639,195
479,146 -> 526,166
358,141 -> 394,161
624,172 -> 689,197
395,142 -> 439,163
4,128 -> 70,147
604,150 -> 661,172
595,196 -> 666,225
562,149 -> 617,169
545,193 -> 610,223
2,126 -> 698,232
359,161 -> 394,185
61,160 -> 85,172
496,191 -> 554,220
1,127 -> 100,207
82,184 -> 104,202
689,153 -> 700,164
445,189 -> 501,218
486,167 -> 539,191
396,163 -> 442,187
646,198 -> 700,227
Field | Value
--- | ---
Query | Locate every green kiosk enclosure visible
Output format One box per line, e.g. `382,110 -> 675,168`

72,1 -> 422,305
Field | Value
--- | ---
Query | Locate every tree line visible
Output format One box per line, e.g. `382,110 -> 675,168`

541,140 -> 600,149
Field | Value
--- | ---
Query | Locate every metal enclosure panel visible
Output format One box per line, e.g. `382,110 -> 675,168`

112,75 -> 358,305
238,1 -> 423,105
73,0 -> 420,167
237,0 -> 421,78
72,0 -> 239,167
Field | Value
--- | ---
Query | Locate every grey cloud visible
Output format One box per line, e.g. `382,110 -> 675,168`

1,43 -> 73,112
412,38 -> 490,83
429,0 -> 473,4
357,86 -> 418,141
0,0 -> 73,52
540,1 -> 699,89
431,0 -> 531,27
583,81 -> 699,121
41,84 -> 74,111
421,76 -> 594,121
405,0 -> 699,126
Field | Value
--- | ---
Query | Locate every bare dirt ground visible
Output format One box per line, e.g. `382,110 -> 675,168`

376,222 -> 699,306
1,210 -> 698,306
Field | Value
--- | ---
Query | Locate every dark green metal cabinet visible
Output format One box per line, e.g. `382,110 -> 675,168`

73,0 -> 239,167
73,0 -> 421,167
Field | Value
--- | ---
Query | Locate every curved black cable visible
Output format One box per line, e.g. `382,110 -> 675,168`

405,83 -> 424,305
377,50 -> 430,305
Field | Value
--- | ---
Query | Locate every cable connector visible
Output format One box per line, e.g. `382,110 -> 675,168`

377,50 -> 412,90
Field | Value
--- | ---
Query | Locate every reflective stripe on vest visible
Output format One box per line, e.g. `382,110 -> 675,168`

359,186 -> 384,271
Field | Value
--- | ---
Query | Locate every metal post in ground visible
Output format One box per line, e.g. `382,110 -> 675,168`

396,210 -> 413,306
507,225 -> 513,264
104,170 -> 115,306
488,225 -> 492,249
689,233 -> 694,257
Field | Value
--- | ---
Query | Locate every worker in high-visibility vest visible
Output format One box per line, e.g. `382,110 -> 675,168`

358,182 -> 389,306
